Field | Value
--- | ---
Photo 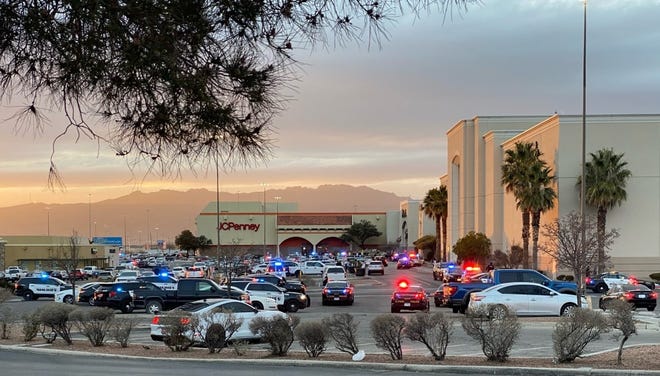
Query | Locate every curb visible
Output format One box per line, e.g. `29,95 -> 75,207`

2,344 -> 659,375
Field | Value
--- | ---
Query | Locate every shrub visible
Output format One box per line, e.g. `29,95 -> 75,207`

649,272 -> 660,281
0,305 -> 16,339
606,300 -> 637,365
22,312 -> 40,342
321,313 -> 360,355
249,315 -> 299,356
295,321 -> 328,358
552,308 -> 609,363
111,318 -> 137,348
204,324 -> 226,354
69,307 -> 115,346
0,287 -> 12,303
36,302 -> 77,345
370,314 -> 405,360
196,311 -> 242,353
461,305 -> 520,362
405,312 -> 453,360
231,340 -> 249,356
160,313 -> 197,352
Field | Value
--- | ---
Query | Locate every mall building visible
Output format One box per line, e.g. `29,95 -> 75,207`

442,114 -> 660,278
195,200 -> 435,258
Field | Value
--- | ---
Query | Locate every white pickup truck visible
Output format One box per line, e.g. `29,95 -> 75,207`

4,266 -> 28,280
296,260 -> 327,275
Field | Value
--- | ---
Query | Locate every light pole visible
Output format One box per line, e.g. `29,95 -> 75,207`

274,196 -> 282,258
88,193 -> 92,242
580,0 -> 588,274
147,209 -> 151,250
261,183 -> 267,256
46,207 -> 50,236
155,227 -> 159,249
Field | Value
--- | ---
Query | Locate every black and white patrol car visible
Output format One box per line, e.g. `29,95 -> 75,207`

138,275 -> 179,291
14,275 -> 71,301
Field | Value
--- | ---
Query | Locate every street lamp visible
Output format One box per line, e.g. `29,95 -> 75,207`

274,196 -> 282,258
580,0 -> 588,273
46,207 -> 50,236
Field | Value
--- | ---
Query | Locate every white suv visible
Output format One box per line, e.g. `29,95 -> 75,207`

367,260 -> 385,275
322,266 -> 347,285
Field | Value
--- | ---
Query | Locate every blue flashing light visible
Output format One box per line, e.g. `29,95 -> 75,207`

40,273 -> 49,279
116,287 -> 123,292
447,264 -> 456,269
342,289 -> 348,294
274,262 -> 282,266
160,272 -> 169,277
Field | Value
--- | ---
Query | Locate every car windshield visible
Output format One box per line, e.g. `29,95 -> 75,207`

176,302 -> 211,312
327,267 -> 343,273
326,282 -> 349,289
616,284 -> 651,292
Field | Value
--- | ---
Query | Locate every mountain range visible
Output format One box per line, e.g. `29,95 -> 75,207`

0,185 -> 409,244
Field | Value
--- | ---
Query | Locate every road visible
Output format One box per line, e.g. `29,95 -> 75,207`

3,263 -> 660,358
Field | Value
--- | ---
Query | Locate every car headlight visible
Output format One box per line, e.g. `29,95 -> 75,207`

299,295 -> 307,300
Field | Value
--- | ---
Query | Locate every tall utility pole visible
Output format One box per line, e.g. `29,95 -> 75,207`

261,183 -> 267,256
88,193 -> 92,242
274,196 -> 282,258
215,143 -> 221,277
147,209 -> 151,250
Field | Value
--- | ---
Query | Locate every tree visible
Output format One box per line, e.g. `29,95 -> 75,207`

422,185 -> 448,261
413,235 -> 436,261
175,230 -> 210,257
577,148 -> 631,275
540,211 -> 618,305
50,233 -> 82,300
451,231 -> 491,267
341,220 -> 382,250
0,1 -> 474,187
501,141 -> 555,269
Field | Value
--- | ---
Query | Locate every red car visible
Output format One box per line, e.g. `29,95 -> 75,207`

68,269 -> 87,281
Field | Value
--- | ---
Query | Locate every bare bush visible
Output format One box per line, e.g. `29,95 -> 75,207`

0,288 -> 12,303
295,321 -> 328,358
196,311 -> 243,353
461,305 -> 520,362
69,307 -> 115,346
405,312 -> 453,360
232,340 -> 249,356
370,314 -> 406,360
249,315 -> 299,356
204,324 -> 226,354
606,300 -> 637,365
37,302 -> 77,345
160,313 -> 197,352
0,305 -> 16,339
22,312 -> 40,342
552,308 -> 609,363
111,318 -> 137,348
321,313 -> 360,355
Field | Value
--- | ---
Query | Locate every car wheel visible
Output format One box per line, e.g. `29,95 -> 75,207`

424,303 -> 430,313
145,300 -> 162,314
294,270 -> 302,278
121,302 -> 134,314
451,306 -> 459,313
348,299 -> 354,306
561,303 -> 577,317
89,299 -> 96,306
435,301 -> 441,308
63,295 -> 74,305
391,306 -> 399,313
321,299 -> 327,306
595,284 -> 608,294
490,305 -> 507,320
648,306 -> 656,312
252,301 -> 264,310
286,301 -> 299,313
23,291 -> 34,301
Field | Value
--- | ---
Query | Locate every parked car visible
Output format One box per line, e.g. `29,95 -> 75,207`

321,280 -> 354,305
322,266 -> 347,285
184,267 -> 204,278
367,260 -> 385,276
54,282 -> 106,305
586,272 -> 656,293
14,275 -> 71,300
432,262 -> 457,281
468,282 -> 587,317
150,299 -> 289,344
172,267 -> 186,279
93,281 -> 172,314
97,271 -> 114,281
598,283 -> 657,311
230,280 -> 308,313
390,281 -> 429,313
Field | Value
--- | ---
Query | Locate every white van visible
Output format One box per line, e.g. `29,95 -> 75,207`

82,266 -> 98,276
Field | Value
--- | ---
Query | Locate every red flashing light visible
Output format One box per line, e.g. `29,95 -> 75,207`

151,316 -> 160,325
650,292 -> 658,299
398,280 -> 409,289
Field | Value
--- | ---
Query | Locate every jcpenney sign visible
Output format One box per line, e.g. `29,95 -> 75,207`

218,222 -> 261,232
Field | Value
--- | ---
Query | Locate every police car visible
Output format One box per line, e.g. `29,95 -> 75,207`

138,274 -> 179,291
14,275 -> 71,301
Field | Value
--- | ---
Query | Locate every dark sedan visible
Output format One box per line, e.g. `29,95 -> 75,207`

433,286 -> 444,307
599,284 -> 657,311
391,281 -> 429,313
321,281 -> 354,305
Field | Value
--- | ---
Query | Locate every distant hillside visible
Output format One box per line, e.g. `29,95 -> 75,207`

0,185 -> 409,242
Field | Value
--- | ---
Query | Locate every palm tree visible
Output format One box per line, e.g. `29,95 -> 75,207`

501,142 -> 539,269
578,148 -> 631,274
422,185 -> 448,261
524,163 -> 557,270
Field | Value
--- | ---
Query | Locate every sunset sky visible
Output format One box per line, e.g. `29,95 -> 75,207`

1,0 -> 659,207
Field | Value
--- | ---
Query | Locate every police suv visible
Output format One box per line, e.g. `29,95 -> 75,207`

14,275 -> 71,301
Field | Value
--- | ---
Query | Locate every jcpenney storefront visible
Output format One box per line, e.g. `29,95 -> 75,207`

196,201 -> 395,258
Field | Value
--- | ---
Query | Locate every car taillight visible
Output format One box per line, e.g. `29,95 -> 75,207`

443,285 -> 458,296
471,294 -> 484,301
109,291 -> 116,298
151,316 -> 160,325
180,317 -> 190,325
624,292 -> 635,300
415,293 -> 423,300
585,278 -> 591,284
322,288 -> 329,294
651,292 -> 658,299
